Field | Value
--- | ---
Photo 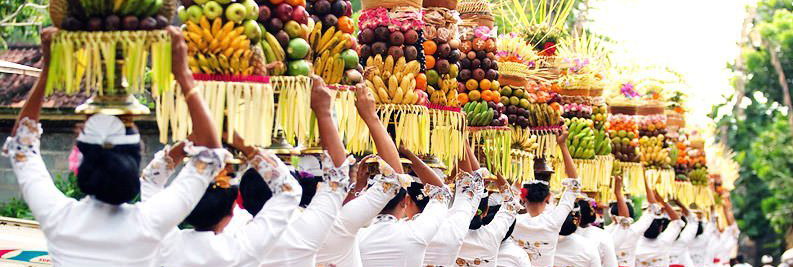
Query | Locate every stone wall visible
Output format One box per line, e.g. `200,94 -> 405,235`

0,115 -> 163,202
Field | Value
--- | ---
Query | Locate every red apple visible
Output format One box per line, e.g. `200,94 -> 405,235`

291,5 -> 308,24
274,3 -> 293,22
258,5 -> 271,22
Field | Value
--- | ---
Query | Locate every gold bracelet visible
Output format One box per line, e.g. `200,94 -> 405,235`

183,88 -> 198,100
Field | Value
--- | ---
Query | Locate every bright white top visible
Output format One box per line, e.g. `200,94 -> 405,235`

457,183 -> 521,267
423,171 -> 485,266
688,221 -> 714,267
714,224 -> 739,267
606,205 -> 657,267
635,219 -> 685,267
141,147 -> 303,267
512,178 -> 579,267
668,216 -> 699,267
259,154 -> 354,267
357,184 -> 452,267
497,238 -> 532,267
577,226 -> 618,267
554,233 -> 602,267
314,160 -> 410,267
2,118 -> 229,267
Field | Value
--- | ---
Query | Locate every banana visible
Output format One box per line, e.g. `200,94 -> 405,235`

309,22 -> 323,48
373,55 -> 383,73
404,60 -> 420,76
366,57 -> 373,68
113,0 -> 124,12
403,88 -> 416,104
208,54 -> 221,72
240,50 -> 252,71
373,76 -> 386,92
377,87 -> 390,103
143,0 -> 163,17
383,56 -> 394,76
199,16 -> 211,31
329,40 -> 347,56
219,21 -> 235,37
186,21 -> 202,35
332,56 -> 344,84
211,18 -> 223,36
230,53 -> 241,74
317,26 -> 335,52
392,86 -> 404,104
222,47 -> 237,58
322,54 -> 335,80
200,29 -> 214,46
388,75 -> 398,98
400,73 -> 413,90
218,54 -> 231,70
263,32 -> 285,61
393,57 -> 406,75
197,54 -> 209,69
188,56 -> 198,68
260,42 -> 276,63
230,35 -> 247,50
370,87 -> 381,103
200,66 -> 213,74
314,53 -> 325,77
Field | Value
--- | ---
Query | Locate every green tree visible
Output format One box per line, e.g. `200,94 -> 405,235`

0,0 -> 50,47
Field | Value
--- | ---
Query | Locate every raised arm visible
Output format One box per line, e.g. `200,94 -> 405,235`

558,127 -> 577,179
12,28 -> 55,135
336,160 -> 406,233
408,183 -> 451,243
445,172 -> 484,242
311,75 -> 347,167
481,175 -> 520,243
654,190 -> 679,220
140,141 -> 186,201
614,176 -> 630,218
458,143 -> 473,173
722,193 -> 735,226
401,148 -> 443,187
466,139 -> 481,171
644,172 -> 657,204
355,72 -> 403,174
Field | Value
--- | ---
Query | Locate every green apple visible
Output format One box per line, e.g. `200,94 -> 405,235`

216,0 -> 231,4
243,19 -> 262,41
225,3 -> 247,24
177,6 -> 188,22
283,20 -> 302,39
202,1 -> 223,20
194,0 -> 208,5
186,5 -> 204,23
242,0 -> 259,20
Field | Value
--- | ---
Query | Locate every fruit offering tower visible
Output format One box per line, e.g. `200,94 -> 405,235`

351,6 -> 430,156
46,0 -> 177,115
606,77 -> 646,196
421,6 -> 467,171
306,0 -> 361,85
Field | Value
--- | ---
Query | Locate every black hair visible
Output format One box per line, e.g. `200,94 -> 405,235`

239,168 -> 273,216
609,202 -> 635,219
522,183 -> 550,203
381,188 -> 407,213
76,141 -> 142,205
644,218 -> 666,239
696,220 -> 704,236
535,172 -> 552,181
469,197 -> 489,230
407,182 -> 430,212
184,184 -> 239,231
736,255 -> 745,263
295,171 -> 322,208
503,219 -> 516,242
559,213 -> 578,236
578,199 -> 596,227
482,204 -> 501,225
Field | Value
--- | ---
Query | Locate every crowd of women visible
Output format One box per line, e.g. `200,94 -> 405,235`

2,27 -> 739,267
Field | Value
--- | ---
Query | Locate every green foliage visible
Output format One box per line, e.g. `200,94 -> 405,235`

0,0 -> 50,47
0,172 -> 83,220
749,117 -> 793,234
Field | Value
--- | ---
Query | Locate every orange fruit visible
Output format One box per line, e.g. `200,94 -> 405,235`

338,16 -> 354,34
423,40 -> 437,55
490,80 -> 500,91
492,90 -> 500,102
415,74 -> 427,90
482,90 -> 493,102
458,93 -> 469,105
465,79 -> 478,91
468,90 -> 481,101
285,0 -> 305,6
479,79 -> 491,90
270,0 -> 285,5
425,55 -> 436,69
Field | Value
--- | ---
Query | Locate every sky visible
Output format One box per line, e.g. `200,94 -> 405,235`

586,0 -> 752,128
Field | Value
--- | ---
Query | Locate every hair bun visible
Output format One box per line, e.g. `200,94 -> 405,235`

76,142 -> 142,205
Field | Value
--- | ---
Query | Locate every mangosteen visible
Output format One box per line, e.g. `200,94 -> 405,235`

105,15 -> 121,31
359,45 -> 372,60
372,42 -> 388,56
88,17 -> 103,31
459,58 -> 471,69
275,30 -> 290,51
314,0 -> 331,15
448,49 -> 461,63
458,69 -> 472,81
435,59 -> 450,74
322,14 -> 338,28
387,46 -> 404,59
155,15 -> 169,29
374,26 -> 390,42
389,31 -> 404,46
359,28 -> 375,44
266,18 -> 284,33
62,17 -> 83,31
140,17 -> 157,30
491,61 -> 498,70
438,43 -> 451,58
485,69 -> 498,81
310,15 -> 321,25
481,58 -> 492,69
122,16 -> 139,30
470,59 -> 481,69
508,114 -> 517,124
476,50 -> 487,59
488,101 -> 497,109
404,29 -> 419,44
507,105 -> 517,114
331,0 -> 346,17
404,46 -> 418,61
457,82 -> 466,93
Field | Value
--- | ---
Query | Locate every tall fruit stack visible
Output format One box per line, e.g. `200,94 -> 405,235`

256,0 -> 312,76
606,77 -> 645,196
306,0 -> 363,84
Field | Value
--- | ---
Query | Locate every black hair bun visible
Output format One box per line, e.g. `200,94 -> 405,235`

407,182 -> 430,212
559,213 -> 578,236
76,142 -> 142,205
184,184 -> 238,231
522,183 -> 550,203
468,197 -> 489,230
609,202 -> 635,219
295,171 -> 322,208
577,199 -> 596,227
482,204 -> 500,225
240,168 -> 273,216
382,188 -> 407,213
643,218 -> 665,239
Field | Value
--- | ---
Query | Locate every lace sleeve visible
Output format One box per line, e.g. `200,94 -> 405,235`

321,152 -> 355,193
245,147 -> 296,194
3,117 -> 43,162
140,146 -> 179,201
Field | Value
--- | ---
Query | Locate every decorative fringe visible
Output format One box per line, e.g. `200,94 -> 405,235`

549,155 -> 612,192
645,168 -> 675,199
509,149 -> 534,184
429,107 -> 466,172
47,30 -> 172,96
155,79 -> 274,146
306,86 -> 357,148
530,126 -> 562,159
272,76 -> 313,147
613,160 -> 645,196
674,181 -> 695,207
693,185 -> 715,210
347,104 -> 430,155
468,126 -> 512,178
